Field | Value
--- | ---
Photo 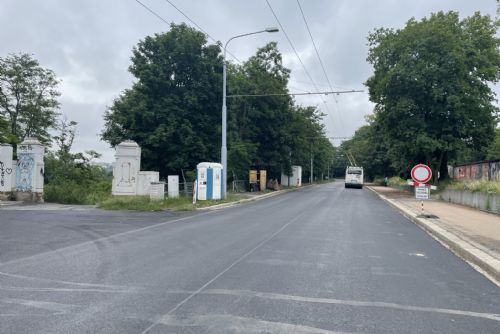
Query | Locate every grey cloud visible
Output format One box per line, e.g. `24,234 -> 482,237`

0,0 -> 497,161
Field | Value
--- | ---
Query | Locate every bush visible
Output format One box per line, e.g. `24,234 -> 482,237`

372,177 -> 386,186
387,176 -> 407,187
446,180 -> 500,194
44,180 -> 111,204
44,150 -> 112,205
98,193 -> 246,211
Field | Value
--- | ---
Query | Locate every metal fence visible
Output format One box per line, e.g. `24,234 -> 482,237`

450,159 -> 500,182
232,180 -> 249,193
161,181 -> 194,198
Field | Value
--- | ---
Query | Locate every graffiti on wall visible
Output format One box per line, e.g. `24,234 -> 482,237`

0,161 -> 12,187
16,153 -> 34,191
452,160 -> 500,181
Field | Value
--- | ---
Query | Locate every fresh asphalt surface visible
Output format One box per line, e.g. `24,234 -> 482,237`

1,183 -> 499,333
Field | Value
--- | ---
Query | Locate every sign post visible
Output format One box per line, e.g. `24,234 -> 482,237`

411,164 -> 433,215
415,185 -> 429,200
411,164 -> 432,184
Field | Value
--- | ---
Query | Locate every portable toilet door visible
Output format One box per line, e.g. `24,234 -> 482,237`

206,167 -> 214,200
197,164 -> 208,200
212,166 -> 222,200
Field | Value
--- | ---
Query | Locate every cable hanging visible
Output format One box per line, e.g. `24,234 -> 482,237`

134,0 -> 241,63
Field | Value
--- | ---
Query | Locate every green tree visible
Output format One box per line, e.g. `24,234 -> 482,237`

45,118 -> 110,204
366,11 -> 500,182
101,23 -> 222,176
0,53 -> 60,146
227,43 -> 334,181
227,42 -> 293,179
487,127 -> 500,160
0,114 -> 9,142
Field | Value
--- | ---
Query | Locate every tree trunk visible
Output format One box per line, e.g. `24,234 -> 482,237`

439,152 -> 449,180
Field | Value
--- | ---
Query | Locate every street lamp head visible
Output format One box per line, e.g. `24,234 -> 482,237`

265,27 -> 279,33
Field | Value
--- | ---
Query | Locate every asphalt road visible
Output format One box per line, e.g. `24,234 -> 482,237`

1,182 -> 499,333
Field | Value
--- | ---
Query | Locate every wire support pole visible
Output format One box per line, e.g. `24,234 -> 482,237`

227,90 -> 363,98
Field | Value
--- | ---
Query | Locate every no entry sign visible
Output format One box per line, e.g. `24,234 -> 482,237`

411,164 -> 432,184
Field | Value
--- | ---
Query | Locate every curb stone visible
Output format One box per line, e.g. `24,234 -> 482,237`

366,186 -> 500,286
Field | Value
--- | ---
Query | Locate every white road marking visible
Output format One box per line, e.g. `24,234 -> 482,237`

247,258 -> 327,268
139,210 -> 310,334
0,211 -> 214,268
0,285 -> 190,295
408,252 -> 427,257
155,314 -> 354,333
200,289 -> 500,322
2,298 -> 77,314
0,271 -> 138,291
0,286 -> 134,293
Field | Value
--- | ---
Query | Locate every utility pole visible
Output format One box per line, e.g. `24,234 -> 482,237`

221,27 -> 278,199
310,142 -> 313,183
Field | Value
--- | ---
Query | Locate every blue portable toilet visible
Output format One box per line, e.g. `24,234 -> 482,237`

196,162 -> 223,200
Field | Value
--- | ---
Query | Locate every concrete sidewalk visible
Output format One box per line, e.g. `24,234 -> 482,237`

368,185 -> 500,285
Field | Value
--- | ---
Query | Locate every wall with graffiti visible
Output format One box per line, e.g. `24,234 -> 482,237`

451,159 -> 500,182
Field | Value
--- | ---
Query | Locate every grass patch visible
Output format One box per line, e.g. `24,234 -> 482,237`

444,180 -> 500,194
97,192 -> 251,211
98,196 -> 194,211
387,176 -> 407,187
44,181 -> 111,205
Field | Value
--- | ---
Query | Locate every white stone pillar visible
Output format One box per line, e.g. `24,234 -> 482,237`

112,140 -> 141,195
16,138 -> 44,202
0,144 -> 14,193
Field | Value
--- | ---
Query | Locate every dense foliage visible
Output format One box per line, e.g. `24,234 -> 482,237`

227,42 -> 333,179
354,11 -> 500,182
487,128 -> 500,160
102,23 -> 223,177
102,23 -> 334,181
44,119 -> 111,204
0,53 -> 60,147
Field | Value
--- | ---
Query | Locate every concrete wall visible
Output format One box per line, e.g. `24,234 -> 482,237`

440,189 -> 500,214
137,171 -> 159,195
452,160 -> 500,181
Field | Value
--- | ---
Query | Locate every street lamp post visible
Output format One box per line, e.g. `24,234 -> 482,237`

221,27 -> 278,198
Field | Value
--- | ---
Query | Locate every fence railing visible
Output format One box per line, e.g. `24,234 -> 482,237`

160,181 -> 194,198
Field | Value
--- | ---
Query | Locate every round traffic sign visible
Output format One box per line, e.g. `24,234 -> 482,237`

411,164 -> 432,184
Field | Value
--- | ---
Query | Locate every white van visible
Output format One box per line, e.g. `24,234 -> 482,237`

345,166 -> 364,188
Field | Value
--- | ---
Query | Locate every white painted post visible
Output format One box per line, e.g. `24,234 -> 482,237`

168,175 -> 179,198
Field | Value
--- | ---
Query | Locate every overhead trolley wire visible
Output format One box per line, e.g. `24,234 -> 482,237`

135,0 -> 170,25
296,0 -> 348,137
228,89 -> 363,98
264,0 -> 319,93
134,0 -> 241,63
162,0 -> 242,63
296,0 -> 336,93
265,0 -> 340,136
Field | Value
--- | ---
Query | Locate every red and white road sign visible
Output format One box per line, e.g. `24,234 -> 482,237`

411,164 -> 432,184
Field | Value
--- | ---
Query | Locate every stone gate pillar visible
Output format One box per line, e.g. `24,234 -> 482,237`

16,138 -> 44,202
112,140 -> 141,195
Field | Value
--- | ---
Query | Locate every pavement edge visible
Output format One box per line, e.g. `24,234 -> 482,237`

366,186 -> 500,286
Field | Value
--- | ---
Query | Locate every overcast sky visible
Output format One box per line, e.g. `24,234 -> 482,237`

1,0 -> 498,162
